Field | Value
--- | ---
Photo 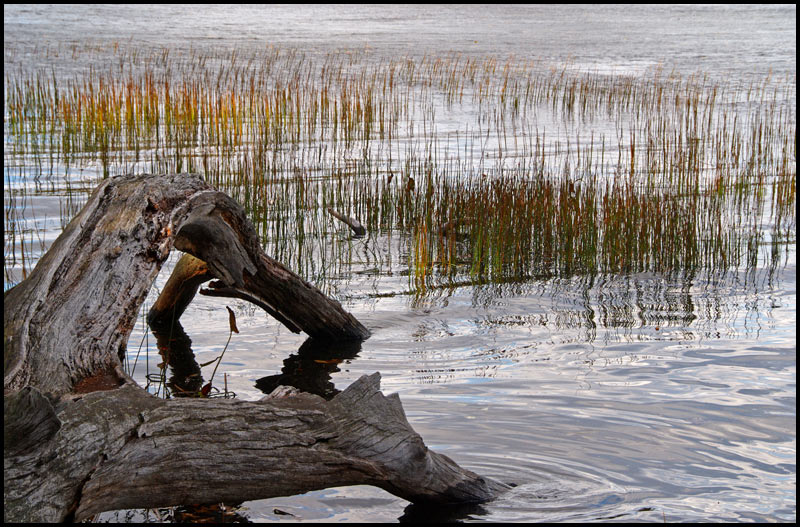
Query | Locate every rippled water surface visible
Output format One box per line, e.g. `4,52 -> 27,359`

4,4 -> 796,523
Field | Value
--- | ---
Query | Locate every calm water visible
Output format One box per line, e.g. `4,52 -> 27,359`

5,4 -> 796,79
4,4 -> 796,523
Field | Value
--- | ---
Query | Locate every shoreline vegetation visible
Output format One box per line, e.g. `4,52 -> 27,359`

4,43 -> 796,292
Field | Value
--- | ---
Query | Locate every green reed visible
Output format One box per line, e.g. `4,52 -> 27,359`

3,43 -> 796,292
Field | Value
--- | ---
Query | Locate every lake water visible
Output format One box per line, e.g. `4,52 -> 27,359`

3,4 -> 796,523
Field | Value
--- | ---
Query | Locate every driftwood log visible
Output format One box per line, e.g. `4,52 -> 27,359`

327,207 -> 367,236
3,173 -> 506,522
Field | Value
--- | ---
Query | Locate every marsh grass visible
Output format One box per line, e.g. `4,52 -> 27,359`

3,44 -> 796,293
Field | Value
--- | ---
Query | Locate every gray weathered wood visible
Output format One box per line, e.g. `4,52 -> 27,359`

4,173 -> 368,400
328,207 -> 367,236
146,253 -> 212,327
4,374 -> 505,522
3,173 -> 506,523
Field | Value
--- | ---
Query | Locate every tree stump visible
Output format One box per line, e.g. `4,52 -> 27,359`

3,173 -> 506,522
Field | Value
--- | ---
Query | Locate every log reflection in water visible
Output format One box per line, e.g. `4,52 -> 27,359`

256,338 -> 362,400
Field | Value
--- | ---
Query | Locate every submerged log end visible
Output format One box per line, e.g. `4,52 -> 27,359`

147,253 -> 213,327
329,373 -> 510,504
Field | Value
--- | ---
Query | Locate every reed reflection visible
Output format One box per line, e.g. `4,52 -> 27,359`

471,269 -> 779,339
398,267 -> 785,387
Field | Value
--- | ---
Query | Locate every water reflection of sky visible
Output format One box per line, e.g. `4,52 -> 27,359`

4,5 -> 796,80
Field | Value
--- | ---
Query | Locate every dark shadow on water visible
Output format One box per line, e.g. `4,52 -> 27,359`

149,320 -> 204,396
173,503 -> 252,523
255,337 -> 362,400
399,501 -> 488,523
149,321 -> 362,401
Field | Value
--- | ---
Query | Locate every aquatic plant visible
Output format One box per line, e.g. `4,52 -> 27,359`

3,43 -> 796,293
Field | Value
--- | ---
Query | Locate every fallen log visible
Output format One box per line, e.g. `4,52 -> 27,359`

3,173 -> 507,522
5,374 -> 506,522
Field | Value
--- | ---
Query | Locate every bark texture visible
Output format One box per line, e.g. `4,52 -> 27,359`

3,173 -> 506,522
146,253 -> 212,327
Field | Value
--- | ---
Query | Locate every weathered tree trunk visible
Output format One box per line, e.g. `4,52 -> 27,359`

3,173 -> 506,522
